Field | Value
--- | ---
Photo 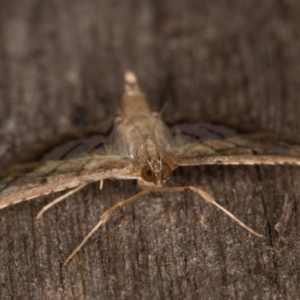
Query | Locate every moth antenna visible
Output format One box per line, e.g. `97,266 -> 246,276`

124,71 -> 140,94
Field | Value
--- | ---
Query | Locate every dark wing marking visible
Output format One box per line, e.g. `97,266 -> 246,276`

169,121 -> 300,166
0,156 -> 132,209
1,119 -> 115,169
170,121 -> 237,142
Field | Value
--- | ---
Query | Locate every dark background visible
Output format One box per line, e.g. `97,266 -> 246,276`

0,0 -> 300,299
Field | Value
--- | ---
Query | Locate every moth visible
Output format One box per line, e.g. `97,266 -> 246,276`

1,71 -> 300,264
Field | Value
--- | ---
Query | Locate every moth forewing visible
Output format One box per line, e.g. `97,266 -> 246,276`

170,120 -> 300,163
176,154 -> 300,167
0,156 -> 133,209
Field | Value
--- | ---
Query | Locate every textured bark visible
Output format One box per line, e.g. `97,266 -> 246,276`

0,0 -> 300,299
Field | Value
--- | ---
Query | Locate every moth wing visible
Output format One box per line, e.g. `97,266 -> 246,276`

0,155 -> 132,209
0,119 -> 134,209
1,118 -> 116,169
168,121 -> 300,166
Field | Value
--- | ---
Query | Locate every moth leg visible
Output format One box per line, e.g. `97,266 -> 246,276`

186,186 -> 263,237
64,189 -> 152,265
99,180 -> 104,190
64,186 -> 262,264
275,193 -> 294,237
36,184 -> 88,219
144,186 -> 262,237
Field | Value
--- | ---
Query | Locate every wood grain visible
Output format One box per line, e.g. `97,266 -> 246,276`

1,0 -> 300,299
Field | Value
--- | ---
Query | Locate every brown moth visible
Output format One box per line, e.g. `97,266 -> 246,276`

1,71 -> 300,264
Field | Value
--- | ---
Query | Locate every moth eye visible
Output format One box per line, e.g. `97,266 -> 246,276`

141,165 -> 154,182
161,163 -> 171,181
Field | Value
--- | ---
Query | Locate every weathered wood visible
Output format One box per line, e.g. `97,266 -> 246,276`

1,0 -> 300,298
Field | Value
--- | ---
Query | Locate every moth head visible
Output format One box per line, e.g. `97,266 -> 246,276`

141,161 -> 172,186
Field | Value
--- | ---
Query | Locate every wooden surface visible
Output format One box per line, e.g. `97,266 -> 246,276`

1,0 -> 300,299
